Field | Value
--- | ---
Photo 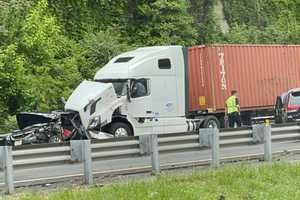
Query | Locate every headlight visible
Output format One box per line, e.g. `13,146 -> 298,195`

88,116 -> 101,129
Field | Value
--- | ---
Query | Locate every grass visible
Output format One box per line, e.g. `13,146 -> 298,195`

9,162 -> 300,200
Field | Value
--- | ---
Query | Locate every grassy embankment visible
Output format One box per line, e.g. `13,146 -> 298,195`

11,162 -> 300,200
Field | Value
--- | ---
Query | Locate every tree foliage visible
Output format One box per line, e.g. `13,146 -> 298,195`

0,0 -> 82,125
1,0 -> 300,129
124,0 -> 197,46
76,30 -> 131,79
222,0 -> 300,44
189,0 -> 225,43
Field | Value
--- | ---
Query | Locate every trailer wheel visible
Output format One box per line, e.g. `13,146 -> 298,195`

202,116 -> 220,128
109,122 -> 133,137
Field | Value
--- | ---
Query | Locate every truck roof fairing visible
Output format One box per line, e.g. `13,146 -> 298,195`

94,46 -> 182,80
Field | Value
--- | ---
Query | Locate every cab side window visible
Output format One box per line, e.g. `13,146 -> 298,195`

158,58 -> 171,69
131,79 -> 149,98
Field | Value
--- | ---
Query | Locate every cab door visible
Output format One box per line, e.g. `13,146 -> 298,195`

127,79 -> 153,118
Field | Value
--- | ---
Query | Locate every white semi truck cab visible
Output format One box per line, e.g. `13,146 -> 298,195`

64,46 -> 203,137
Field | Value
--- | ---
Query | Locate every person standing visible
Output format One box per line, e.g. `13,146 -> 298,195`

225,90 -> 242,128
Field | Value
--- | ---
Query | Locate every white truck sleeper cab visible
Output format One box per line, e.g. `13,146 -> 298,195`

65,46 -> 200,137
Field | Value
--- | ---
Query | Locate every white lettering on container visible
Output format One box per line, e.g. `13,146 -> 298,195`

200,52 -> 205,87
218,52 -> 227,90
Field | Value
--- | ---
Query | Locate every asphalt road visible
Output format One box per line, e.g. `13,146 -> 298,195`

0,140 -> 299,188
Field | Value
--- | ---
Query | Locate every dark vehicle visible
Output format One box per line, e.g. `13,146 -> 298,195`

275,88 -> 300,123
1,111 -> 112,146
10,112 -> 65,145
0,112 -> 84,146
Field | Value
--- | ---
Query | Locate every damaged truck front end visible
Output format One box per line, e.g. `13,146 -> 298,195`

63,80 -> 127,139
5,80 -> 124,145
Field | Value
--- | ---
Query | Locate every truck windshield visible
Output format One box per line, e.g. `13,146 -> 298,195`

97,80 -> 127,97
290,91 -> 300,106
112,82 -> 127,96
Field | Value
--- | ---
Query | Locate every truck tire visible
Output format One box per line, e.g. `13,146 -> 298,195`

109,122 -> 133,137
202,116 -> 220,128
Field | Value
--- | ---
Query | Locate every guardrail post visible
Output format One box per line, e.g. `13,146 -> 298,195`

252,124 -> 272,162
199,128 -> 220,168
70,140 -> 93,185
139,134 -> 160,173
264,125 -> 272,162
0,145 -> 14,194
82,140 -> 93,185
150,134 -> 160,173
212,129 -> 220,168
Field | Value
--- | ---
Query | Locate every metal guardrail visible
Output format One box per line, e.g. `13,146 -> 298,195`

4,148 -> 300,189
13,145 -> 71,168
1,123 -> 300,194
91,136 -> 140,160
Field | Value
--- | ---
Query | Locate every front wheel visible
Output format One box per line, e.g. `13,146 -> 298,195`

109,122 -> 133,137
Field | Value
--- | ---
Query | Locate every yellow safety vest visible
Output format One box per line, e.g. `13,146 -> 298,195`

226,95 -> 238,114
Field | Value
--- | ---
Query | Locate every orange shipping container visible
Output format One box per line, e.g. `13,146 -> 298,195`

188,45 -> 300,112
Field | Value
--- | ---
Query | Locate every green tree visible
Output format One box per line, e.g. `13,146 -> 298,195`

76,30 -> 131,80
222,0 -> 300,44
47,0 -> 126,39
189,0 -> 225,44
0,0 -> 82,117
0,0 -> 33,47
0,45 -> 26,123
18,0 -> 82,111
123,0 -> 197,46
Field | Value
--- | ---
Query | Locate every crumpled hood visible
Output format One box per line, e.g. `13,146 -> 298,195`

65,80 -> 113,112
16,112 -> 58,129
